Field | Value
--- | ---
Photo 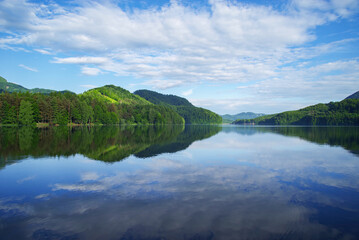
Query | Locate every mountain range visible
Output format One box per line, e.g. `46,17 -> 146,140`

221,112 -> 266,123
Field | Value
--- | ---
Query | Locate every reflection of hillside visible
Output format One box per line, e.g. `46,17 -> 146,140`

226,126 -> 359,156
0,125 -> 221,167
135,125 -> 222,158
266,127 -> 359,156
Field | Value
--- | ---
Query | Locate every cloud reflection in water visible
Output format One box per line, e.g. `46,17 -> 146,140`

0,126 -> 359,239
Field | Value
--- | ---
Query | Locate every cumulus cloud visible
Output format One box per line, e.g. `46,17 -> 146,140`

0,0 -> 358,111
80,84 -> 98,89
81,66 -> 102,76
18,64 -> 38,72
142,79 -> 185,89
52,57 -> 109,64
182,89 -> 193,96
34,49 -> 52,55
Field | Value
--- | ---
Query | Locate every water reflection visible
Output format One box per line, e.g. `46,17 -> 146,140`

0,126 -> 358,239
0,125 -> 221,167
222,125 -> 359,156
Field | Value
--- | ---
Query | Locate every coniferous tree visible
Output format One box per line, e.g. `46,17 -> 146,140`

18,100 -> 34,125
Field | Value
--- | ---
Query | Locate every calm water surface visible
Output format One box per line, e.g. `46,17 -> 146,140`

0,125 -> 358,240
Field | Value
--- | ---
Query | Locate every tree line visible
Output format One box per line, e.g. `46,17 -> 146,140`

0,91 -> 184,126
233,99 -> 359,126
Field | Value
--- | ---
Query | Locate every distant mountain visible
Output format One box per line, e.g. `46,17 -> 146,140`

0,76 -> 55,94
345,91 -> 359,100
233,99 -> 359,126
134,89 -> 222,124
222,112 -> 266,122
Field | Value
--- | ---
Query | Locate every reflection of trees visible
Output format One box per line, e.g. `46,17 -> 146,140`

19,127 -> 35,151
0,125 -> 222,166
135,125 -> 222,158
225,126 -> 359,155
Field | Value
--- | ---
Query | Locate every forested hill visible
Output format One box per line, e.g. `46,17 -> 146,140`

346,91 -> 359,100
134,89 -> 222,124
83,85 -> 151,105
134,90 -> 193,107
0,76 -> 55,94
0,84 -> 185,126
233,98 -> 359,126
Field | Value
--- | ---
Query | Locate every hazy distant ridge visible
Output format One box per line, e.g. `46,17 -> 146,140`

222,112 -> 266,121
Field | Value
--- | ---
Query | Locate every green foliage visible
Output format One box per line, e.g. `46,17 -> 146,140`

134,89 -> 222,124
176,106 -> 222,124
83,85 -> 151,105
0,76 -> 55,94
0,80 -> 220,125
233,99 -> 359,126
0,86 -> 184,126
0,76 -> 7,83
135,89 -> 193,107
18,100 -> 35,125
0,81 -> 28,93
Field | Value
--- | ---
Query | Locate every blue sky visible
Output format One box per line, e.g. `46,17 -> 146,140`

0,0 -> 358,114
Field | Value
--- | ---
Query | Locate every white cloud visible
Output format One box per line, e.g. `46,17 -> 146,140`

53,57 -> 109,64
81,66 -> 102,76
0,0 -> 358,108
80,84 -> 98,89
143,79 -> 184,89
18,64 -> 38,72
182,89 -> 193,96
81,172 -> 100,181
35,193 -> 49,199
17,175 -> 35,183
34,49 -> 52,55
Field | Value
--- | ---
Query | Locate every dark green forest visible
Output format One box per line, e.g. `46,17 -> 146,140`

233,99 -> 359,126
346,91 -> 359,100
134,89 -> 222,124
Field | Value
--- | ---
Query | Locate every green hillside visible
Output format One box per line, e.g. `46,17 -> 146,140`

0,83 -> 184,126
82,85 -> 151,105
233,99 -> 359,126
346,91 -> 359,100
0,76 -> 7,83
134,89 -> 222,124
134,89 -> 193,107
0,76 -> 55,94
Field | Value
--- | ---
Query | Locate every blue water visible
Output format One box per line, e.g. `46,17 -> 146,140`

0,126 -> 358,240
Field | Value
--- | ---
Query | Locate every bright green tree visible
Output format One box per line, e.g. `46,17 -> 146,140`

18,100 -> 34,125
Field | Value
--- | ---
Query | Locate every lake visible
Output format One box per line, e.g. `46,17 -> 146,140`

0,125 -> 359,240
